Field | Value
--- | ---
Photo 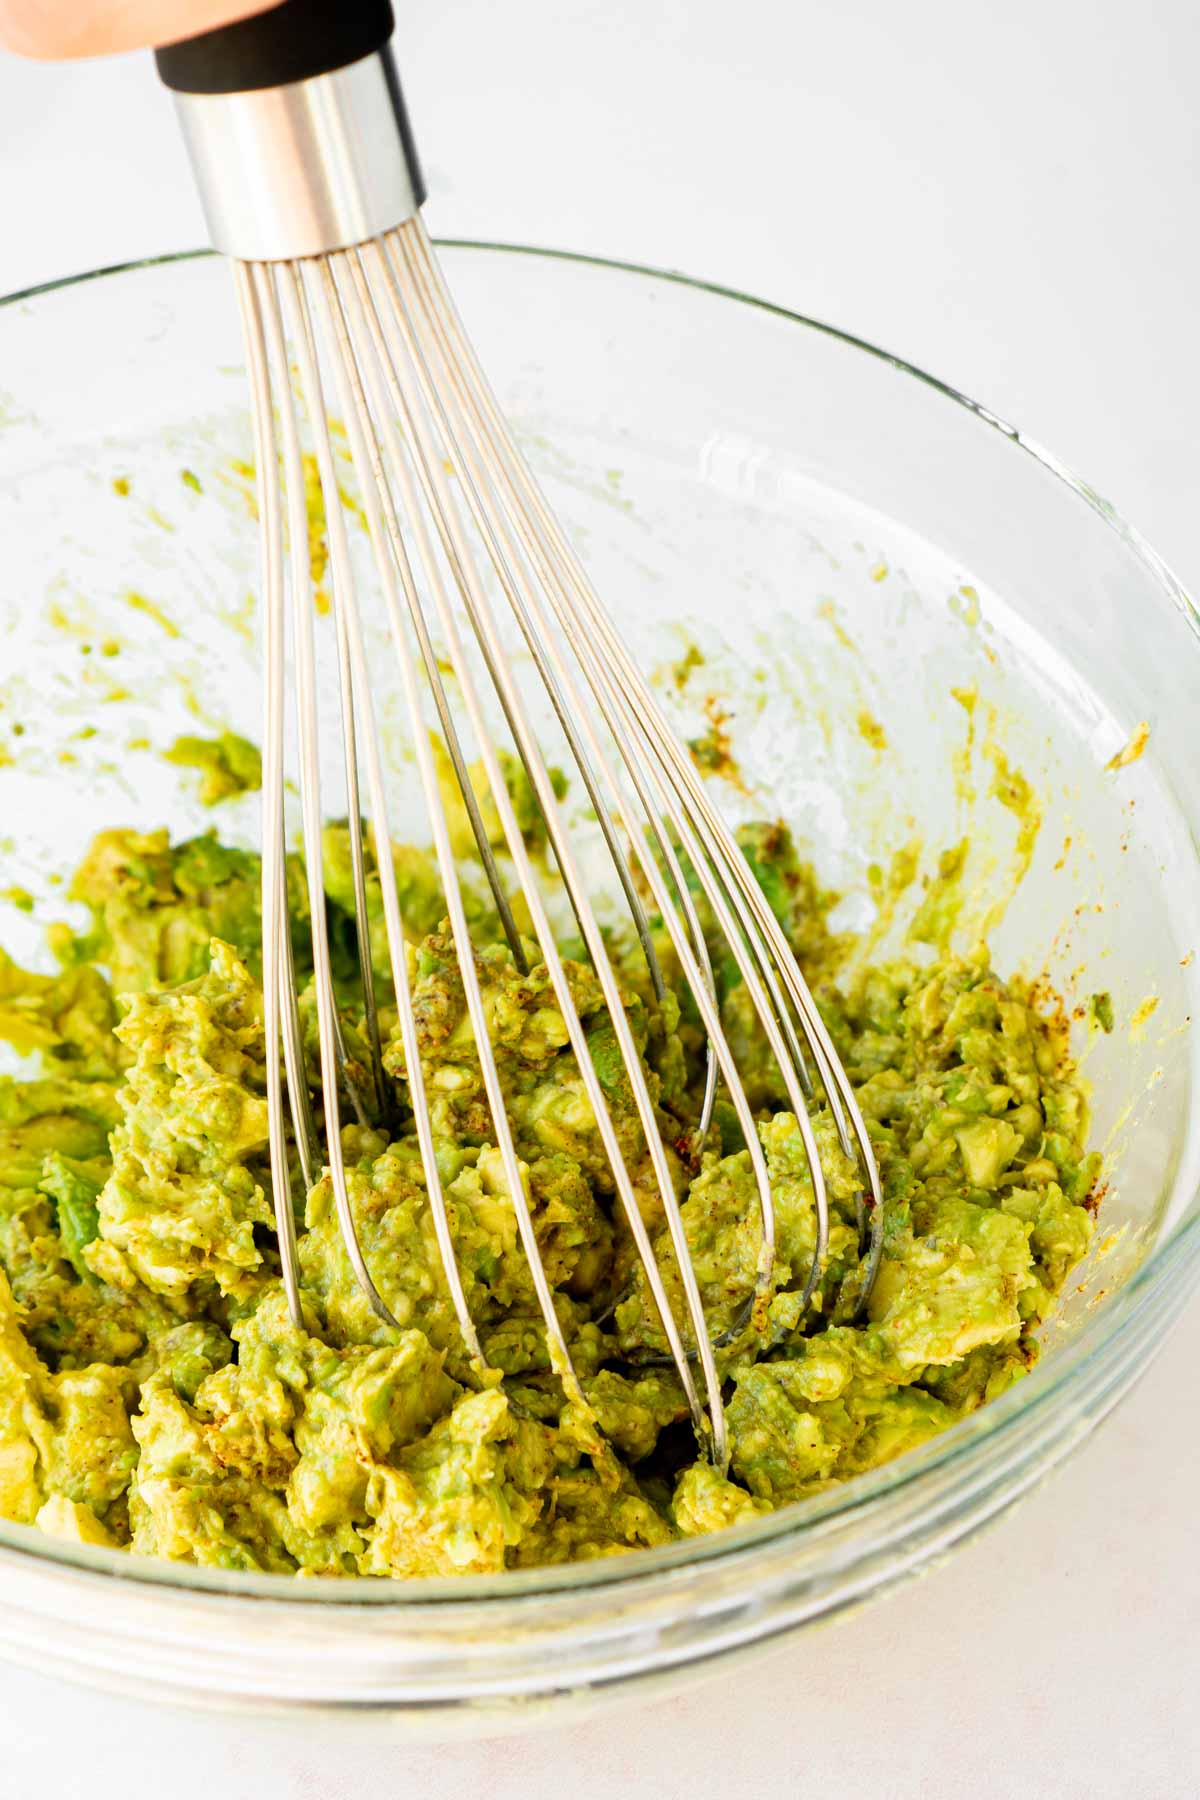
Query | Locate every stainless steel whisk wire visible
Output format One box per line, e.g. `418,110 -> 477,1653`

159,1 -> 884,1465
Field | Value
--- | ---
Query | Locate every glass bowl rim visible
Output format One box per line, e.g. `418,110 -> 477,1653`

1,239 -> 1197,1610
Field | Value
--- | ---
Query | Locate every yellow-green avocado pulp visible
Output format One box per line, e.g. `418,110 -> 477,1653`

0,800 -> 1099,1574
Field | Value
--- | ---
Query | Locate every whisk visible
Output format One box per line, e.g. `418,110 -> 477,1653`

156,0 -> 883,1464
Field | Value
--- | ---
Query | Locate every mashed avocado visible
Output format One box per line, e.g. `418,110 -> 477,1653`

0,811 -> 1099,1574
165,733 -> 262,807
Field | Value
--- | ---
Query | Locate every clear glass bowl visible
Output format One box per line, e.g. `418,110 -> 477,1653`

0,245 -> 1197,1723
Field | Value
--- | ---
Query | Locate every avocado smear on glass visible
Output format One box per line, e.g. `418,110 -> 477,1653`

0,800 -> 1099,1575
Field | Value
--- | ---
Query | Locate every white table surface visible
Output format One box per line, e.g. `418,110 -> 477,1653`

1,2 -> 1197,1793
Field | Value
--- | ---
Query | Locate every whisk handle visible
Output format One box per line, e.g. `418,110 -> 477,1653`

155,0 -> 424,262
155,0 -> 394,95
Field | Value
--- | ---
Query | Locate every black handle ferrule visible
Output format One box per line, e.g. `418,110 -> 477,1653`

154,0 -> 395,95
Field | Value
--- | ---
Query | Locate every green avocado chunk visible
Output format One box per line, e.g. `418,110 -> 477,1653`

166,733 -> 262,808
